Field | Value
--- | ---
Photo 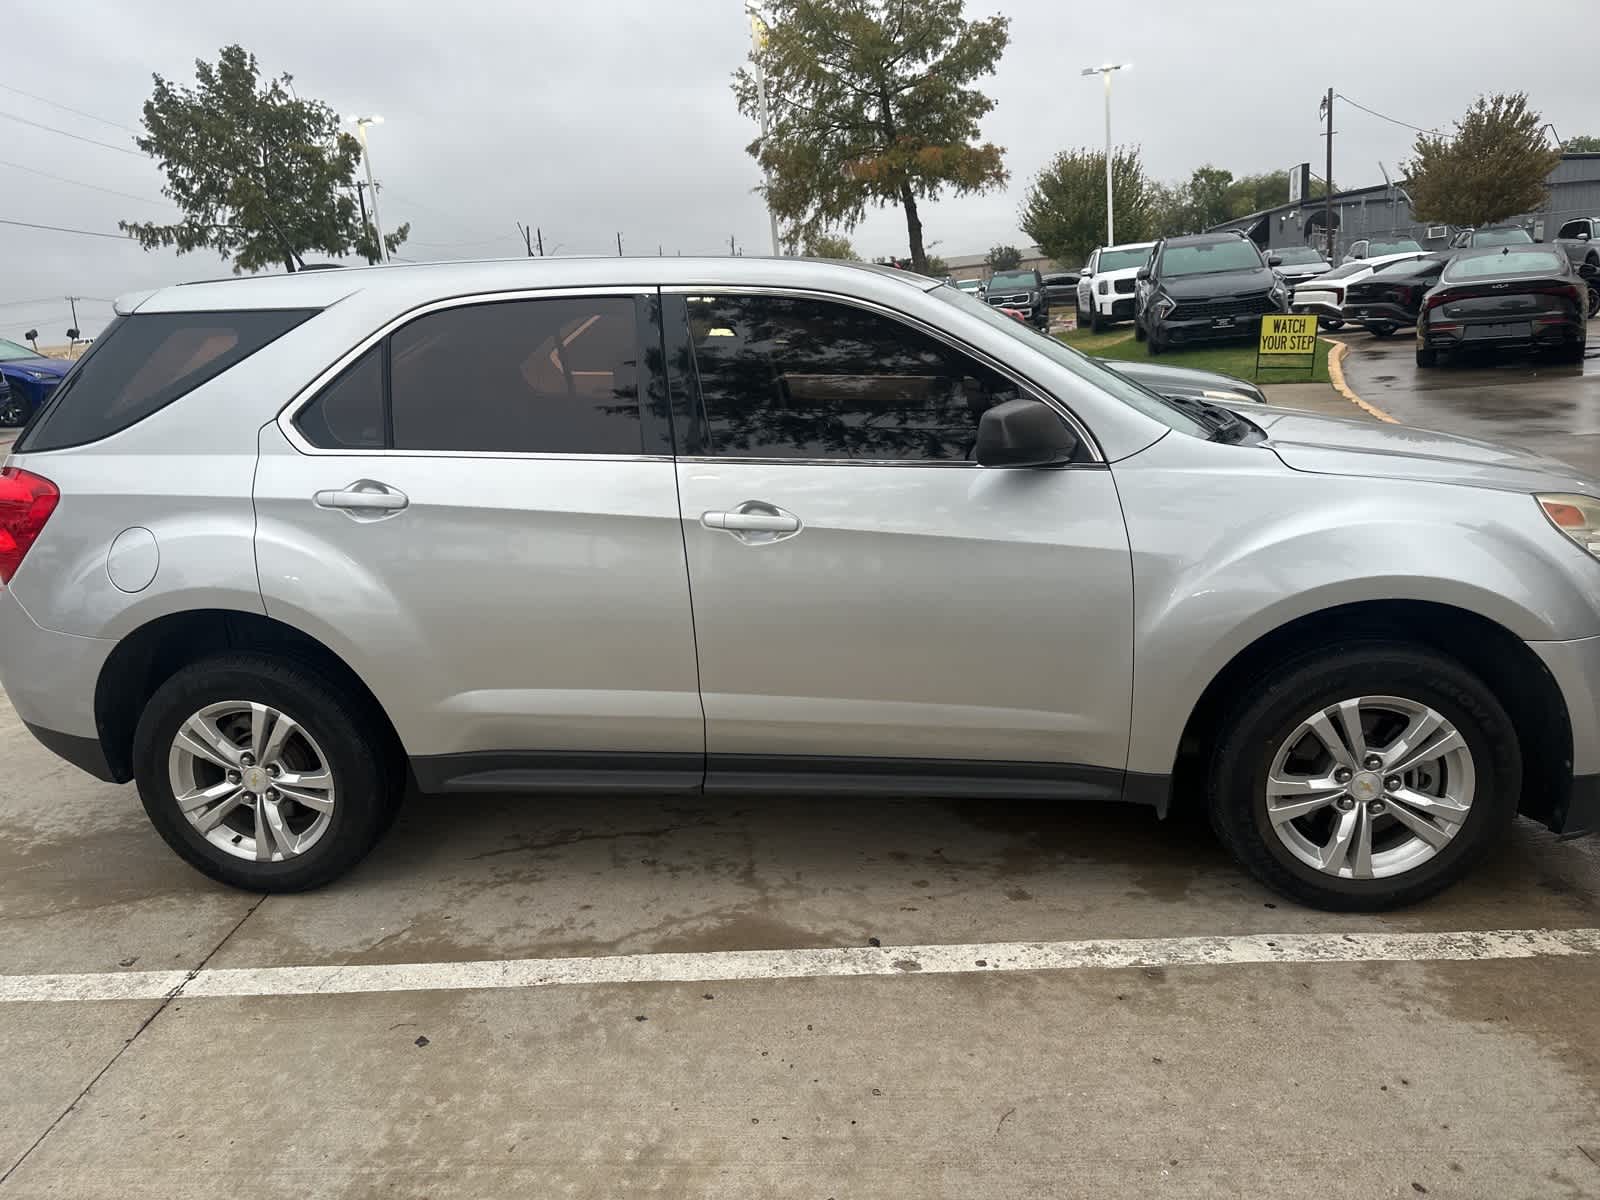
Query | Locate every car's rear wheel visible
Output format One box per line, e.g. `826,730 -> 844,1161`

0,393 -> 26,427
1368,322 -> 1398,338
1584,281 -> 1599,319
1319,317 -> 1344,331
1208,641 -> 1519,911
133,653 -> 399,891
1416,347 -> 1438,367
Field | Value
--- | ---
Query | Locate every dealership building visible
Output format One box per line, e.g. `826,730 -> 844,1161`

1210,152 -> 1600,256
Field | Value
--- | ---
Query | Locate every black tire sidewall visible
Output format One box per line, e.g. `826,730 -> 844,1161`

133,654 -> 392,891
1209,644 -> 1520,910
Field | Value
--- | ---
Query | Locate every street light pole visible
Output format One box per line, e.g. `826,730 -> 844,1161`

1081,63 -> 1131,247
748,9 -> 782,256
349,115 -> 387,263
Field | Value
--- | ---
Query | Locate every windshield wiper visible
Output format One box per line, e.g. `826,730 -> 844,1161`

1165,395 -> 1257,444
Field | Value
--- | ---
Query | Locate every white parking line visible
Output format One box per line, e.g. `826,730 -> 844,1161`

3,927 -> 1597,1004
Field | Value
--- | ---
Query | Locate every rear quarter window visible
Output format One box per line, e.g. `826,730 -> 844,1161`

18,308 -> 316,452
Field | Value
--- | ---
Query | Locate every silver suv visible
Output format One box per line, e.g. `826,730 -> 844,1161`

1,258 -> 1596,910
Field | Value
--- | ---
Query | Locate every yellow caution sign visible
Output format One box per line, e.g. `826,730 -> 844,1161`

1258,313 -> 1318,356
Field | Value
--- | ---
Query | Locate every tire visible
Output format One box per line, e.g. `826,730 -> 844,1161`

1090,305 -> 1105,333
1586,281 -> 1600,320
1148,328 -> 1166,355
1074,300 -> 1089,329
1368,322 -> 1398,339
1319,317 -> 1344,331
0,393 -> 26,427
1416,347 -> 1438,367
1556,339 -> 1586,364
1133,313 -> 1147,342
1207,640 -> 1520,911
133,652 -> 400,892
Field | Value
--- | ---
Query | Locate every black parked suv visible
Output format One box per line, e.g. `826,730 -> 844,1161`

984,268 -> 1050,331
1135,233 -> 1288,354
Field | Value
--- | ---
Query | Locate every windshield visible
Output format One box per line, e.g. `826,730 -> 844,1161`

1473,228 -> 1533,246
1097,247 -> 1151,272
1311,261 -> 1374,282
1369,239 -> 1423,255
988,271 -> 1039,290
956,280 -> 982,291
1273,248 -> 1324,265
1372,256 -> 1445,279
0,338 -> 39,362
1443,249 -> 1565,280
1158,240 -> 1263,276
1370,255 -> 1425,274
930,286 -> 1211,439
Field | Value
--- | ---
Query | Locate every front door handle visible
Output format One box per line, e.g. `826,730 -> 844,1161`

313,480 -> 409,515
700,501 -> 802,544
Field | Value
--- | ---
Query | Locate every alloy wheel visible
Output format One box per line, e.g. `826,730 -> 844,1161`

168,700 -> 337,862
1264,695 -> 1474,880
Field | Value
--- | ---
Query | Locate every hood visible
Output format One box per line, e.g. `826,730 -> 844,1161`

1159,266 -> 1276,300
1243,405 -> 1597,494
0,356 -> 70,379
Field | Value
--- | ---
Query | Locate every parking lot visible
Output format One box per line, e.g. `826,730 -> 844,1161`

3,700 -> 1600,1197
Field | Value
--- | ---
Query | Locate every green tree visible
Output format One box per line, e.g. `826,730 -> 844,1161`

1184,165 -> 1235,230
1403,92 -> 1562,227
924,253 -> 949,275
986,244 -> 1022,271
1019,145 -> 1152,265
121,45 -> 408,273
801,231 -> 860,260
1148,181 -> 1193,238
734,1 -> 1010,274
1562,134 -> 1600,152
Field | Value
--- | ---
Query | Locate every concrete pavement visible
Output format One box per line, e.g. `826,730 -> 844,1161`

1,686 -> 1597,1198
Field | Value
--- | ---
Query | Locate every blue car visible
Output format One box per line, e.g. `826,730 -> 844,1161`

0,338 -> 71,426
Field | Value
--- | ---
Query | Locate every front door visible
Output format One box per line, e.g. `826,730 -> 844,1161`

665,290 -> 1134,795
254,290 -> 704,788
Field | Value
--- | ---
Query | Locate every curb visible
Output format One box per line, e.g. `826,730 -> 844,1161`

1325,338 -> 1398,424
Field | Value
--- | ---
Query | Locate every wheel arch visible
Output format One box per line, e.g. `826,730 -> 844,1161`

94,608 -> 405,784
1163,600 -> 1571,829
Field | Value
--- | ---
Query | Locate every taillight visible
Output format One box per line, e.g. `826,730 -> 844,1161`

0,468 -> 60,584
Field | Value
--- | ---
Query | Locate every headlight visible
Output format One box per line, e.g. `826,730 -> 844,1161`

1269,282 -> 1288,307
21,369 -> 50,381
1097,280 -> 1108,295
1538,494 -> 1600,559
1153,294 -> 1176,319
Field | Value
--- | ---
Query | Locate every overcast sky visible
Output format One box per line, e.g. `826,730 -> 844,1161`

2,0 -> 1594,340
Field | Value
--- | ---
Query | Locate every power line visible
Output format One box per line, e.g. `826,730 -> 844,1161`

0,82 -> 142,136
1334,93 -> 1441,137
0,109 -> 145,156
0,217 -> 133,240
0,158 -> 167,207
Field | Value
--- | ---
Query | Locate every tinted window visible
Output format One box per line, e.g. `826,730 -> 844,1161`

20,309 -> 315,452
389,297 -> 641,454
1097,247 -> 1150,271
1443,250 -> 1566,280
1370,255 -> 1425,274
0,338 -> 38,362
1159,240 -> 1263,276
1559,221 -> 1589,239
989,271 -> 1040,290
296,345 -> 384,449
1273,247 -> 1324,264
686,294 -> 1025,461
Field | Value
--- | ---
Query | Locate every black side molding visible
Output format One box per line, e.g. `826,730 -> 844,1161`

410,751 -> 704,795
23,721 -> 121,783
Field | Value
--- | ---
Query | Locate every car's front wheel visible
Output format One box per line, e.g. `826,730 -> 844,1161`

1208,641 -> 1519,911
1367,322 -> 1398,338
1319,317 -> 1344,331
133,653 -> 399,891
0,392 -> 27,427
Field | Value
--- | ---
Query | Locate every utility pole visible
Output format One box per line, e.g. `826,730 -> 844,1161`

1081,63 -> 1131,247
350,116 -> 388,263
356,183 -> 378,263
517,221 -> 534,257
616,232 -> 623,257
537,227 -> 544,256
1322,87 -> 1336,263
730,234 -> 737,256
65,296 -> 80,346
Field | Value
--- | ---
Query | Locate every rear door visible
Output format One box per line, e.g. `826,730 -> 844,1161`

254,290 -> 704,789
663,289 -> 1133,794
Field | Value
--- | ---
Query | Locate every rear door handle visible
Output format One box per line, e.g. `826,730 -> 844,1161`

313,480 -> 409,514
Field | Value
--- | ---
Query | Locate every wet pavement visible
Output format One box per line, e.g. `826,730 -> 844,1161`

1335,321 -> 1600,475
1,688 -> 1597,1198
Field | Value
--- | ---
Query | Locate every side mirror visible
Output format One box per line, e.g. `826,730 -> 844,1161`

1079,266 -> 1093,277
1579,232 -> 1591,241
1136,265 -> 1151,281
1267,255 -> 1283,267
976,399 -> 1079,468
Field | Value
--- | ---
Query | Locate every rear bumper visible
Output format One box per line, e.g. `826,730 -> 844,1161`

1343,302 -> 1416,327
1292,300 -> 1342,321
1422,315 -> 1585,349
0,586 -> 116,774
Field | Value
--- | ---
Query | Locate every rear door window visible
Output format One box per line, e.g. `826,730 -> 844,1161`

19,309 -> 315,452
388,297 -> 643,454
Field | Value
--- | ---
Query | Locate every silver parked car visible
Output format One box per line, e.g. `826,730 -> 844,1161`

1,257 -> 1596,910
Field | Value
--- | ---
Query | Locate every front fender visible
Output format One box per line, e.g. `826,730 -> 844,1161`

1113,435 -> 1600,777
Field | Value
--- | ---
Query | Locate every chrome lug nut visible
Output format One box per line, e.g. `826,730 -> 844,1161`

1336,796 -> 1356,811
239,752 -> 255,767
1366,800 -> 1384,816
267,764 -> 281,778
1334,767 -> 1353,783
1384,775 -> 1402,792
264,789 -> 278,802
227,771 -> 241,785
1363,754 -> 1382,770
